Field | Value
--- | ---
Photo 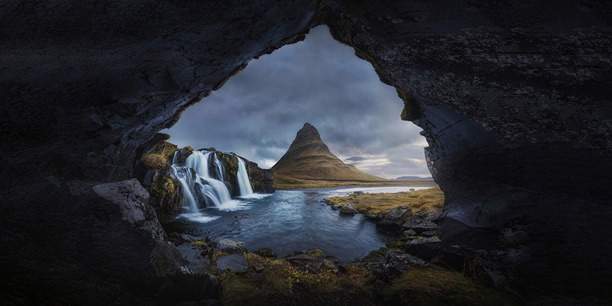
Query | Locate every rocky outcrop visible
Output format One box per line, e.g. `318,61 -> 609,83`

0,1 -> 314,303
321,0 -> 612,299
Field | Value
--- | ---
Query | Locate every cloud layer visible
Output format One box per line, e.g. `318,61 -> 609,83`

163,26 -> 431,178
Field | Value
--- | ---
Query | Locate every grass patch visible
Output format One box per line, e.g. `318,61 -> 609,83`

385,267 -> 517,305
324,187 -> 444,214
141,153 -> 167,169
274,174 -> 437,190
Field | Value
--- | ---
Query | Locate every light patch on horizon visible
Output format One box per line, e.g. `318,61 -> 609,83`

162,25 -> 432,179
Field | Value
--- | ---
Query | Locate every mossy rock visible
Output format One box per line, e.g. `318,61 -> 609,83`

141,153 -> 167,169
150,175 -> 182,224
176,146 -> 194,165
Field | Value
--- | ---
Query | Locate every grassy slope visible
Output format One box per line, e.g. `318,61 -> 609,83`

272,124 -> 387,186
273,174 -> 437,189
324,187 -> 445,214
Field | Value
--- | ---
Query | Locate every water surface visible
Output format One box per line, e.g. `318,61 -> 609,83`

168,185 -> 433,262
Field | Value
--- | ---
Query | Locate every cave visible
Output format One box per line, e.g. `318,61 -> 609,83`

1,0 -> 611,304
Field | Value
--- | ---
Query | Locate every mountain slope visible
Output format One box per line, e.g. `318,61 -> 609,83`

272,123 -> 386,182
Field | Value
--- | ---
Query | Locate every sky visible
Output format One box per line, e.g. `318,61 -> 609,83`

163,26 -> 431,179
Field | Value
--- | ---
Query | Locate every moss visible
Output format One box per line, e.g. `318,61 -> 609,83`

309,249 -> 326,258
141,153 -> 167,169
212,250 -> 228,262
176,146 -> 194,165
385,240 -> 407,249
384,267 -> 517,305
223,154 -> 239,183
220,273 -> 262,306
191,240 -> 208,247
150,175 -> 182,224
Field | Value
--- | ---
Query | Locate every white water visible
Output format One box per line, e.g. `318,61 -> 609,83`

170,150 -> 260,220
237,157 -> 254,196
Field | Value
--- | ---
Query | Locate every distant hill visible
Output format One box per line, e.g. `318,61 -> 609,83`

272,123 -> 386,183
394,176 -> 434,181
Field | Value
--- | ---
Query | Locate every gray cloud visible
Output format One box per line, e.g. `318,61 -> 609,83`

163,26 -> 431,178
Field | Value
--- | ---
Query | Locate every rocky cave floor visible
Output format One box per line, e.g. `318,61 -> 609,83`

168,195 -> 518,305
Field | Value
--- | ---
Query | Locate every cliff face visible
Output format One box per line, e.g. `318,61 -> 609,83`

0,0 -> 611,302
272,123 -> 385,182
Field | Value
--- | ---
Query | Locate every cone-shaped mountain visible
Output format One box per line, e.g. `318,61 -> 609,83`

272,123 -> 386,181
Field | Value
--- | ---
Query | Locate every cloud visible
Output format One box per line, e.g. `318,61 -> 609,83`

163,26 -> 431,178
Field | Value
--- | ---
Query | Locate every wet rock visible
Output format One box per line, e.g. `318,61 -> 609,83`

253,263 -> 264,273
331,205 -> 340,210
340,204 -> 358,215
176,243 -> 212,274
254,248 -> 277,258
216,254 -> 248,274
402,216 -> 439,234
366,250 -> 428,281
377,207 -> 411,233
287,254 -> 321,272
406,237 -> 442,261
401,229 -> 417,240
217,239 -> 246,254
365,213 -> 380,221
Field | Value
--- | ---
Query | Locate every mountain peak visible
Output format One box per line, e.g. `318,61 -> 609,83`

272,124 -> 386,182
295,122 -> 321,142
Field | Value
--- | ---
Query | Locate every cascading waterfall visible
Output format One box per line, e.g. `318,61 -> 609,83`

184,151 -> 233,207
237,157 -> 254,196
213,153 -> 225,181
170,149 -> 261,221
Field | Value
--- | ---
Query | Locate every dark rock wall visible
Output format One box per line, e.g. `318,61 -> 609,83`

1,0 -> 611,302
321,0 -> 612,298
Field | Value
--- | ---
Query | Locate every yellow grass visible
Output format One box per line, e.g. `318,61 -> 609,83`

274,174 -> 437,190
324,187 -> 445,214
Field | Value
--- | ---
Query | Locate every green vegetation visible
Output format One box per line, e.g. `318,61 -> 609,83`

384,267 -> 517,305
220,273 -> 262,305
141,153 -> 167,169
324,187 -> 444,214
218,252 -> 374,305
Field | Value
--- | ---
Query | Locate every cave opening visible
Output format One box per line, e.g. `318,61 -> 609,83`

150,25 -> 441,264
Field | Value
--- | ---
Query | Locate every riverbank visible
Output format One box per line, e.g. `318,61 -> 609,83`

170,235 -> 516,305
324,187 -> 444,215
273,175 -> 437,189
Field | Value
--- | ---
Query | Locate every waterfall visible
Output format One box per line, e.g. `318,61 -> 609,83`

213,153 -> 225,181
237,157 -> 254,196
183,151 -> 233,207
171,165 -> 199,214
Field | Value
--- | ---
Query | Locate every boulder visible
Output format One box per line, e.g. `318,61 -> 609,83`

366,250 -> 428,281
217,239 -> 247,254
176,243 -> 212,274
216,254 -> 249,274
406,237 -> 442,261
340,204 -> 358,215
331,205 -> 340,210
403,216 -> 439,234
377,207 -> 411,233
254,248 -> 277,258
